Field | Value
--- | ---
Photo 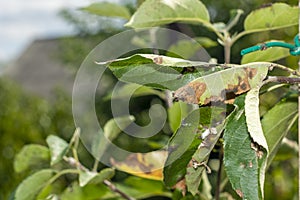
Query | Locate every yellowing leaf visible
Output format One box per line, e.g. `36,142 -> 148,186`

174,62 -> 270,105
111,151 -> 167,180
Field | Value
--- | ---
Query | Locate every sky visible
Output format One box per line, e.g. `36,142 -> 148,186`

0,0 -> 123,63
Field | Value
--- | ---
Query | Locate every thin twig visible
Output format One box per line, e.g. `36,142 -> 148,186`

215,146 -> 224,200
263,76 -> 300,85
103,179 -> 136,200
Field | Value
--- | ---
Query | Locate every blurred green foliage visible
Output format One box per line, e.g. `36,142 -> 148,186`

0,78 -> 74,200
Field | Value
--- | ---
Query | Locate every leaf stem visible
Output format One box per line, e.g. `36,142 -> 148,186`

103,179 -> 136,200
215,146 -> 224,200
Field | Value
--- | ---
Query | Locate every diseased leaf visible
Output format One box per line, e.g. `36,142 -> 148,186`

185,166 -> 205,195
224,96 -> 267,200
111,150 -> 168,180
174,62 -> 270,105
244,3 -> 298,32
262,101 -> 298,166
245,87 -> 268,151
79,168 -> 115,187
81,2 -> 131,20
102,54 -> 226,90
116,176 -> 171,199
241,42 -> 290,64
14,144 -> 50,173
15,169 -> 55,200
92,116 -> 135,160
104,54 -> 209,68
125,0 -> 210,28
185,107 -> 228,193
163,109 -> 200,186
46,135 -> 69,165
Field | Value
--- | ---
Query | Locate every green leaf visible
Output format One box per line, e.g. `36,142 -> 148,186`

167,37 -> 217,59
92,116 -> 135,159
163,109 -> 200,187
174,62 -> 269,105
167,101 -> 193,132
105,83 -> 164,100
46,135 -> 69,165
241,41 -> 290,64
81,2 -> 131,20
79,168 -> 115,187
15,169 -> 55,200
116,176 -> 171,199
262,101 -> 298,166
61,182 -> 119,200
245,87 -> 268,151
244,3 -> 298,32
125,0 -> 210,28
14,144 -> 50,173
224,96 -> 266,199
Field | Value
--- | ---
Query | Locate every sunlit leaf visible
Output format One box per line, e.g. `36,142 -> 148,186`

79,168 -> 115,187
116,176 -> 171,199
125,0 -> 210,28
244,3 -> 298,32
174,62 -> 269,105
15,169 -> 55,200
245,87 -> 268,151
81,2 -> 131,20
46,135 -> 69,165
241,42 -> 290,64
262,101 -> 298,166
111,150 -> 167,180
14,144 -> 50,173
224,96 -> 267,199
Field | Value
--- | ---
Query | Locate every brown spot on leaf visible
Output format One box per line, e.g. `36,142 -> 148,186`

244,67 -> 258,79
153,56 -> 163,64
172,179 -> 186,196
174,82 -> 207,104
249,161 -> 253,168
236,189 -> 244,198
227,75 -> 251,96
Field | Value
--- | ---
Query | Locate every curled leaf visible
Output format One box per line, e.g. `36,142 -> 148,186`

245,87 -> 268,152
